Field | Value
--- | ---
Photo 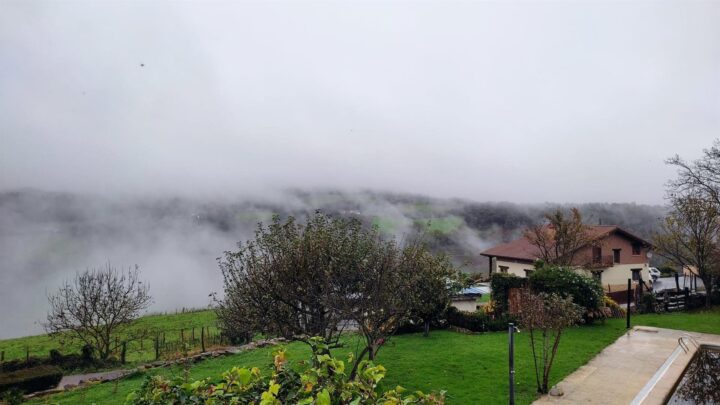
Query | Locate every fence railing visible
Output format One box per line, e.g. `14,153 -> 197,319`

0,324 -> 226,365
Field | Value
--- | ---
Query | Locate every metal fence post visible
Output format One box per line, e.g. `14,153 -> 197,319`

509,323 -> 516,405
626,279 -> 632,329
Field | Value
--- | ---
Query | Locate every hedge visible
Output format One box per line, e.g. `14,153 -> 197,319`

528,265 -> 604,312
490,273 -> 527,313
445,307 -> 514,332
0,365 -> 63,394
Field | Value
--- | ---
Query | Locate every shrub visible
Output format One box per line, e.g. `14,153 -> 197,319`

48,349 -> 63,364
528,264 -> 604,316
0,365 -> 63,395
444,307 -> 514,332
0,349 -> 105,374
490,273 -> 527,314
602,296 -> 626,318
1,388 -> 24,405
638,293 -> 659,314
445,306 -> 487,332
126,339 -> 444,404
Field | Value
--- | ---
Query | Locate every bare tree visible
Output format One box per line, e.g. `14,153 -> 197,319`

518,291 -> 584,394
667,139 -> 720,205
524,208 -> 599,266
653,195 -> 720,306
45,264 -> 152,360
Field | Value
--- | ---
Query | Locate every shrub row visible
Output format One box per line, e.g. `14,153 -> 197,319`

0,365 -> 63,395
490,273 -> 527,314
528,264 -> 604,313
1,346 -> 110,374
445,306 -> 515,333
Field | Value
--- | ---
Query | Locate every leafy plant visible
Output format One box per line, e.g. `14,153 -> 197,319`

489,273 -> 527,314
126,337 -> 444,404
528,263 -> 604,319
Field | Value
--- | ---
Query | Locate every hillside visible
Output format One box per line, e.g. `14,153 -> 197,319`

0,189 -> 666,338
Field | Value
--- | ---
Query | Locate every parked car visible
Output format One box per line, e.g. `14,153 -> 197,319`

649,267 -> 661,281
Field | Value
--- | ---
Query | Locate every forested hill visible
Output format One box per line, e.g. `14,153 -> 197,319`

1,189 -> 666,274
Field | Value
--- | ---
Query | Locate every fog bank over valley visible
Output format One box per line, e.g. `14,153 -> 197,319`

0,188 -> 667,338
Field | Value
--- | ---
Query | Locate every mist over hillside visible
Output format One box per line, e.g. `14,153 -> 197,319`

0,189 -> 667,338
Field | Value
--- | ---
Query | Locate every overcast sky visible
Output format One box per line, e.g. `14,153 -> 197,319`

1,0 -> 719,204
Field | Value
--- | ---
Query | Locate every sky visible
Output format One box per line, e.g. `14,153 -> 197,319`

1,0 -> 719,204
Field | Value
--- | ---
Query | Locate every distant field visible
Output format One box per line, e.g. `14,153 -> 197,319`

419,216 -> 464,234
0,310 -> 218,364
25,307 -> 720,404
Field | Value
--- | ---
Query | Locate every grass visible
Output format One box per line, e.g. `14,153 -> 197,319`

0,310 -> 218,365
417,216 -> 464,234
19,307 -> 720,404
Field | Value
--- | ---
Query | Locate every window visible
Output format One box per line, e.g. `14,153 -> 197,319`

592,246 -> 602,264
524,269 -> 534,277
631,268 -> 641,281
632,243 -> 642,256
499,265 -> 509,274
613,249 -> 621,263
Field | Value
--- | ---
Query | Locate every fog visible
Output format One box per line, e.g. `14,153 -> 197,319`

2,1 -> 720,203
0,1 -> 717,338
0,189 -> 667,339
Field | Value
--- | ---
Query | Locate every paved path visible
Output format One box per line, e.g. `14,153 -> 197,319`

59,369 -> 132,387
533,327 -> 720,405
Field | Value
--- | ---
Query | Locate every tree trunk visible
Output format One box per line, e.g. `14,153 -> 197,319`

423,320 -> 430,337
706,276 -> 714,307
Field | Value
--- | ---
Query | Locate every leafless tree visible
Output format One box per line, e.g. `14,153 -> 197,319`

45,264 -> 152,360
517,291 -> 584,394
524,208 -> 600,266
653,195 -> 720,306
667,139 -> 720,205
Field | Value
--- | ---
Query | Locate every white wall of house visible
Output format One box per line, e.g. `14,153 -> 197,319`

597,263 -> 650,287
495,258 -> 650,289
495,259 -> 535,278
451,298 -> 480,312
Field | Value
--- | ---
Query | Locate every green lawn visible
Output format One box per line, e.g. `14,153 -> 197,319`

19,307 -> 720,404
417,216 -> 465,234
0,310 -> 218,364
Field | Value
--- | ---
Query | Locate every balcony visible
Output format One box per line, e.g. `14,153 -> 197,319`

586,254 -> 615,268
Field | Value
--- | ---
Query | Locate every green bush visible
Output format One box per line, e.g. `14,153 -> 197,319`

0,349 -> 105,374
528,264 -> 604,316
445,306 -> 487,332
0,365 -> 63,395
127,338 -> 444,404
638,293 -> 659,314
445,307 -> 514,332
1,388 -> 24,405
490,273 -> 527,314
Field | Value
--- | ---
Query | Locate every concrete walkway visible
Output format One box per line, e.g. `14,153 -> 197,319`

59,369 -> 132,388
534,326 -> 720,405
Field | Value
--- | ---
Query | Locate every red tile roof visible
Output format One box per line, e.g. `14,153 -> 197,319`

480,225 -> 651,262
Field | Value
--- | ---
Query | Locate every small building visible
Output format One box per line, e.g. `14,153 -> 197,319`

480,225 -> 652,290
450,284 -> 490,312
